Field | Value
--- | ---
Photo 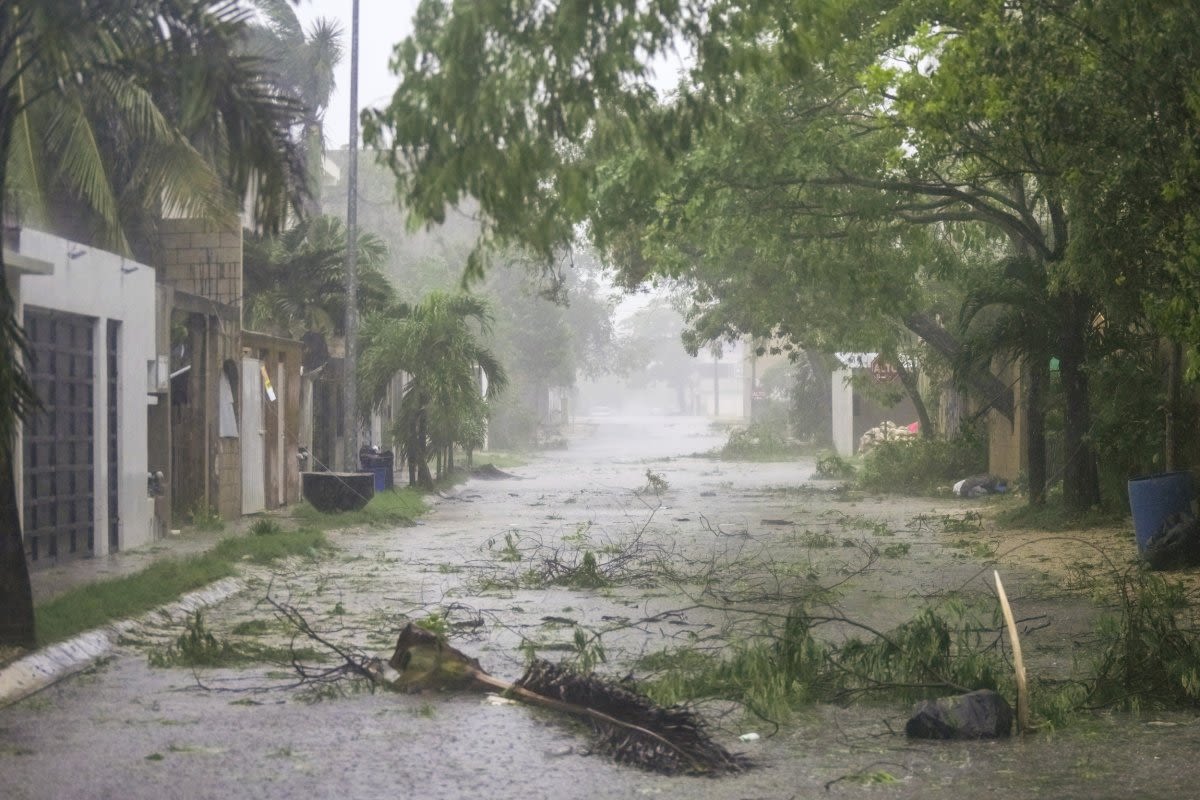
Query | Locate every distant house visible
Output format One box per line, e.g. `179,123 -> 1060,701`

830,352 -> 918,457
6,228 -> 158,565
4,218 -> 307,572
158,219 -> 303,521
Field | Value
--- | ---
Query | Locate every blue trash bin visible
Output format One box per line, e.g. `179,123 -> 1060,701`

1128,471 -> 1195,552
360,454 -> 387,493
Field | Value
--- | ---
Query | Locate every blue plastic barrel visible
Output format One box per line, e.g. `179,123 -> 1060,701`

360,455 -> 387,493
1128,471 -> 1195,551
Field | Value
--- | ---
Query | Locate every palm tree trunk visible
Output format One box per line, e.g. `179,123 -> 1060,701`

407,418 -> 418,487
0,253 -> 35,647
0,121 -> 37,647
0,442 -> 35,649
416,408 -> 434,490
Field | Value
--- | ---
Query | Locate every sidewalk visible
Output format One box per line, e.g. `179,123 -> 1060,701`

28,512 -> 266,604
2,511 -> 285,708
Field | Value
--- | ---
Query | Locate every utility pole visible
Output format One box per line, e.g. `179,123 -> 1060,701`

713,356 -> 719,417
342,0 -> 361,472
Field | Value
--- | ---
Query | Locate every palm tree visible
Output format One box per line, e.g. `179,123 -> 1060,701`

243,215 -> 393,338
245,0 -> 343,213
958,254 -> 1060,506
5,1 -> 306,262
0,0 -> 307,649
359,293 -> 507,490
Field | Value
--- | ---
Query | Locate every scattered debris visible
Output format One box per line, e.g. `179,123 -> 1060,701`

1144,514 -> 1200,571
472,464 -> 521,480
952,474 -> 1008,498
905,689 -> 1013,740
374,623 -> 750,776
858,421 -> 916,454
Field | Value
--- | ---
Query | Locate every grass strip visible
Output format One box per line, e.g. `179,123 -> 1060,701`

289,487 -> 427,531
34,528 -> 328,647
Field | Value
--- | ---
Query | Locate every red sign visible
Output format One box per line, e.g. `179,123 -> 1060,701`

870,357 -> 899,383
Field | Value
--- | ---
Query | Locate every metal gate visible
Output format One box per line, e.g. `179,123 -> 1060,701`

107,320 -> 120,552
23,308 -> 95,564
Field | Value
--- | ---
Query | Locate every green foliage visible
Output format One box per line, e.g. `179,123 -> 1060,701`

290,488 -> 427,530
641,602 -> 1011,721
1086,569 -> 1200,711
148,611 -> 322,668
992,500 -> 1124,533
413,613 -> 450,641
562,551 -> 608,590
358,292 -> 507,487
6,0 -> 305,259
365,0 -> 1200,520
148,612 -> 238,668
641,469 -> 670,496
812,451 -> 856,480
243,216 -> 394,338
189,506 -> 225,532
35,529 -> 329,646
720,415 -> 805,461
560,627 -> 607,674
250,518 -> 283,536
489,533 -> 523,563
858,431 -> 987,495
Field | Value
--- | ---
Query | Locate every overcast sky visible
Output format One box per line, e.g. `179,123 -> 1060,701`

293,0 -> 422,149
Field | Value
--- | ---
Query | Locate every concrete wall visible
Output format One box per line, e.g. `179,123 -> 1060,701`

988,359 -> 1024,480
158,219 -> 245,524
15,229 -> 157,553
158,219 -> 242,311
831,368 -> 856,457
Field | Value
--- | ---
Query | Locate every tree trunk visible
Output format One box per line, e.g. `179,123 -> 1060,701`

407,418 -> 418,487
416,408 -> 434,490
903,312 -> 1014,422
0,442 -> 35,648
1058,293 -> 1100,512
1024,357 -> 1047,507
893,356 -> 933,438
0,130 -> 37,647
1166,340 -> 1183,471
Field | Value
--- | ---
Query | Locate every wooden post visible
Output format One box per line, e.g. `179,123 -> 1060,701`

994,570 -> 1029,734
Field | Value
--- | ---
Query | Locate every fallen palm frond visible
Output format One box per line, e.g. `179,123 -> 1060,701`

376,622 -> 749,776
515,658 -> 749,775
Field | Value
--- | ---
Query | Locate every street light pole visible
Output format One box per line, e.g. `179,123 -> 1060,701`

342,0 -> 361,472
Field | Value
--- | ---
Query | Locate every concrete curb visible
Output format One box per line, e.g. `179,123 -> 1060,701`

0,577 -> 246,709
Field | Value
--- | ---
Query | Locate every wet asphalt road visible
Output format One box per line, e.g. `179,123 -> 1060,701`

3,415 -> 1200,799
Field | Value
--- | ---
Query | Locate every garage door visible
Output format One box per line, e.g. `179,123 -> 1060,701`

22,308 -> 96,565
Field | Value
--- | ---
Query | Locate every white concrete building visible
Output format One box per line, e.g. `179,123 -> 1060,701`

7,228 -> 158,565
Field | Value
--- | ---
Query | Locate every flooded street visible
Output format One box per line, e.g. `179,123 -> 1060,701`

3,415 -> 1199,799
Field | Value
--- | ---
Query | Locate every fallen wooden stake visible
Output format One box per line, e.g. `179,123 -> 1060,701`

372,623 -> 749,776
993,570 -> 1029,734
